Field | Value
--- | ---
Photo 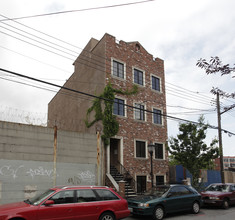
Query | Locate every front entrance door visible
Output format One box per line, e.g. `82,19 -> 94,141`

110,138 -> 119,169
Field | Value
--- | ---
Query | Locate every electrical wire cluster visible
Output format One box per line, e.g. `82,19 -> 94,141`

0,3 -> 235,137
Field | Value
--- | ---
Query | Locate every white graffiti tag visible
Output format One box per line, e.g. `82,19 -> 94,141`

0,165 -> 24,179
26,166 -> 54,179
77,171 -> 95,184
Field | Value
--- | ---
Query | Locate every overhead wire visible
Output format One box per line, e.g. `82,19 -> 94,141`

166,82 -> 214,103
0,14 -> 225,105
0,23 -> 218,109
166,87 -> 214,106
0,0 -> 156,21
0,12 -> 233,118
1,67 -> 235,137
0,45 -> 71,75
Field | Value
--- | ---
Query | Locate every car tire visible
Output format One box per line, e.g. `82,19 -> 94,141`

99,212 -> 116,220
222,199 -> 229,209
153,206 -> 165,220
192,201 -> 200,214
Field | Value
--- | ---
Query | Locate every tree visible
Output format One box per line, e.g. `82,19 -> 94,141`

197,56 -> 235,109
168,116 -> 219,187
85,83 -> 138,145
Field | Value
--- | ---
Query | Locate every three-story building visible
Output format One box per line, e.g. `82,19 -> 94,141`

48,33 -> 169,193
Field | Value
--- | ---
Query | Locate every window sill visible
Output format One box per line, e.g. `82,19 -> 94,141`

111,75 -> 126,81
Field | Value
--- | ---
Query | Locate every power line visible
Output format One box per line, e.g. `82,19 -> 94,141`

166,87 -> 214,106
166,81 -> 214,102
0,45 -> 71,75
1,67 -> 234,136
0,13 -> 231,110
0,24 -> 217,107
0,0 -> 155,21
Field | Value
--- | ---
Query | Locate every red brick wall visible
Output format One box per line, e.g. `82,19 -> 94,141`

104,34 -> 169,186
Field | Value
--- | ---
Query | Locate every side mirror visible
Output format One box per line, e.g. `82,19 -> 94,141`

44,200 -> 55,206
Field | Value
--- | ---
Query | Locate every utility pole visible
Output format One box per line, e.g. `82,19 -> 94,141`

216,93 -> 224,183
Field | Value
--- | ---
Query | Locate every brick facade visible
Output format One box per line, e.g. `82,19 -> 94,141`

48,33 -> 169,192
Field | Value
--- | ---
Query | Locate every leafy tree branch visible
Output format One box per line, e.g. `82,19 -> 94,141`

168,115 -> 219,187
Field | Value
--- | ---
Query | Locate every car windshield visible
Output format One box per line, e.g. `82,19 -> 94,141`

144,186 -> 170,197
206,184 -> 230,192
28,189 -> 55,206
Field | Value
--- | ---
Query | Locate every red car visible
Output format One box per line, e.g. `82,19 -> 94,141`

201,183 -> 235,209
0,185 -> 130,220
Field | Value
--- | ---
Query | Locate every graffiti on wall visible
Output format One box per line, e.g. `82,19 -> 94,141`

0,164 -> 96,184
0,165 -> 54,180
26,167 -> 54,179
68,171 -> 96,184
0,165 -> 24,179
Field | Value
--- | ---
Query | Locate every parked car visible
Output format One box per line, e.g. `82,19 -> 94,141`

201,183 -> 235,209
127,184 -> 202,220
0,185 -> 130,220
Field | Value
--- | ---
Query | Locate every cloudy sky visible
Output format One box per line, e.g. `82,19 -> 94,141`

0,0 -> 234,155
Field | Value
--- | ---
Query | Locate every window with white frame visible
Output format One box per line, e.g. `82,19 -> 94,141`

153,108 -> 162,125
113,98 -> 125,116
134,68 -> 144,86
134,103 -> 145,121
154,143 -> 164,159
112,59 -> 125,79
151,75 -> 161,92
136,140 -> 146,158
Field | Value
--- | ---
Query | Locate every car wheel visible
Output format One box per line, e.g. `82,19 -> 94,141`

222,199 -> 229,209
192,201 -> 200,214
153,206 -> 165,220
99,212 -> 115,220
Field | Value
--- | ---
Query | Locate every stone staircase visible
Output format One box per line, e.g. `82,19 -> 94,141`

110,165 -> 137,198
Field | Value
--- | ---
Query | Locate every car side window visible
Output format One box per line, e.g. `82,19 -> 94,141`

49,190 -> 75,204
231,185 -> 235,192
169,186 -> 192,197
76,189 -> 97,203
95,189 -> 119,201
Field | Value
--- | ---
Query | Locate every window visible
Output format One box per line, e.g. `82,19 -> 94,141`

50,190 -> 75,204
113,60 -> 124,79
135,103 -> 145,121
137,176 -> 146,193
113,98 -> 125,116
169,186 -> 192,197
155,143 -> 164,159
231,185 -> 235,191
156,175 -> 165,185
76,189 -> 97,203
95,189 -> 119,201
153,108 -> 162,125
134,68 -> 144,86
136,140 -> 146,158
135,44 -> 140,52
152,75 -> 160,92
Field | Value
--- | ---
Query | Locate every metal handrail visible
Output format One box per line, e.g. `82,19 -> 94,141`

116,161 -> 138,197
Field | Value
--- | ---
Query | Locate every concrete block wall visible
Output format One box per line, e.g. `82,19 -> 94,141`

0,121 -> 98,204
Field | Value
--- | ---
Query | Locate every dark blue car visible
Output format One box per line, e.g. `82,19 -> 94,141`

127,184 -> 202,220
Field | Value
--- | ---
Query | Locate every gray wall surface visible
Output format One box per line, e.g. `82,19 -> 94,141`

0,121 -> 98,204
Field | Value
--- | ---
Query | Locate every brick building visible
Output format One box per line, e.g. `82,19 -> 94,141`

48,33 -> 169,194
215,156 -> 235,171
